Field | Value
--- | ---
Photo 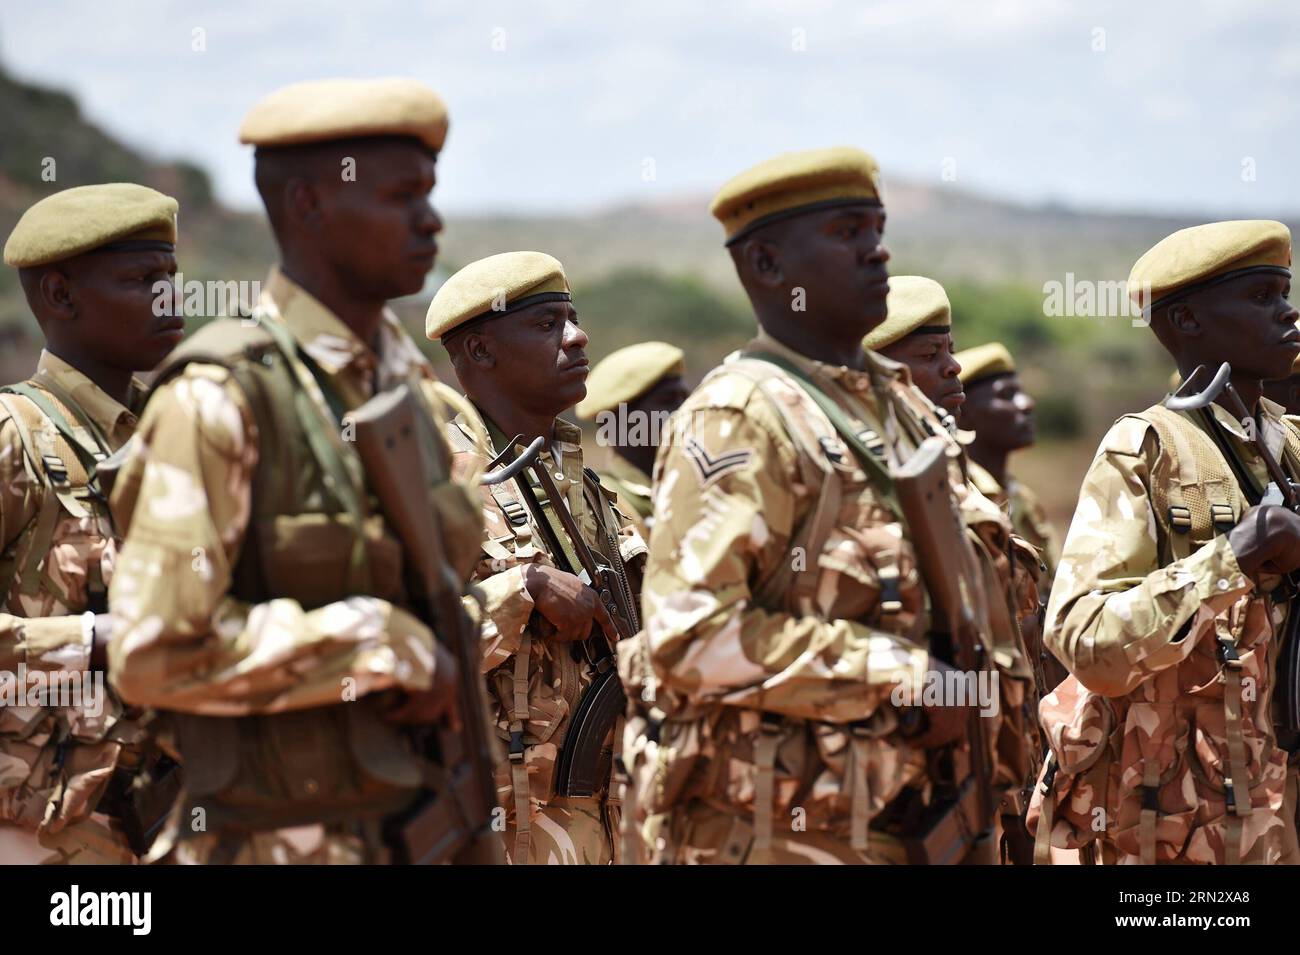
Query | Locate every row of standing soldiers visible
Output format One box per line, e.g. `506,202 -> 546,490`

2,76 -> 1299,865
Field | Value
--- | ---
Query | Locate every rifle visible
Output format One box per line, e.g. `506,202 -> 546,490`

892,436 -> 997,859
1166,363 -> 1300,749
349,385 -> 541,864
499,439 -> 638,797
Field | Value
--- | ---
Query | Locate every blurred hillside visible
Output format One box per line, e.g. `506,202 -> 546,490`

2,62 -> 1295,533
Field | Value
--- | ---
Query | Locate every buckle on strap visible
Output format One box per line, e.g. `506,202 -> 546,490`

1167,505 -> 1193,534
500,500 -> 529,527
1039,752 -> 1059,795
817,436 -> 843,464
1225,780 -> 1237,814
759,712 -> 784,735
1210,503 -> 1236,534
1217,635 -> 1243,669
508,728 -> 526,762
41,454 -> 69,487
1140,784 -> 1160,813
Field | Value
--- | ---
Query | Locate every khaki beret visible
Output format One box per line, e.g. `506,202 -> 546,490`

1128,220 -> 1291,311
956,342 -> 1015,386
427,251 -> 570,341
239,78 -> 449,152
710,146 -> 882,245
863,276 -> 951,350
4,183 -> 178,268
575,342 -> 685,420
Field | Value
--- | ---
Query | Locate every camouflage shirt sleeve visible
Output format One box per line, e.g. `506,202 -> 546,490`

107,363 -> 438,714
643,396 -> 930,724
0,412 -> 90,673
1044,417 -> 1253,697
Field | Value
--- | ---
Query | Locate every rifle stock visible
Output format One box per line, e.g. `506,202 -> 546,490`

503,443 -> 635,797
348,384 -> 502,864
892,437 -> 995,837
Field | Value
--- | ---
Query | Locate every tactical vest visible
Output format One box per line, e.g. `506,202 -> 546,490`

140,316 -> 445,836
0,379 -> 116,612
1030,404 -> 1300,865
621,356 -> 1018,863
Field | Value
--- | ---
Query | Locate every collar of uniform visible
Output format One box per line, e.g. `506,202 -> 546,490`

261,266 -> 388,385
1206,397 -> 1289,464
744,327 -> 901,395
33,349 -> 145,441
552,416 -> 584,453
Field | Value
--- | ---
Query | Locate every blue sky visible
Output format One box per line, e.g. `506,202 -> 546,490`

3,0 -> 1297,217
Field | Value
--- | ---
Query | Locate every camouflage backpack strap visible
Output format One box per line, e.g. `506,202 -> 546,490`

721,358 -> 846,615
0,381 -> 112,607
1132,405 -> 1240,563
1130,404 -> 1251,862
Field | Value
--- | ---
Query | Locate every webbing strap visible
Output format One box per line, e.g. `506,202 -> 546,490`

849,733 -> 871,852
1139,762 -> 1159,865
619,733 -> 645,865
1222,640 -> 1251,865
751,726 -> 779,864
253,309 -> 371,593
509,632 -> 533,864
1033,758 -> 1056,865
743,353 -> 901,517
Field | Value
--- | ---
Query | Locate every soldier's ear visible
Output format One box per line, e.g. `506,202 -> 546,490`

1167,302 -> 1202,338
741,238 -> 783,288
282,176 -> 324,230
465,331 -> 496,369
38,267 -> 77,324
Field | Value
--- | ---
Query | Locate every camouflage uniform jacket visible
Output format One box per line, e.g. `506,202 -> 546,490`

619,330 -> 1029,860
445,409 -> 646,828
106,268 -> 480,863
1034,398 -> 1300,864
0,350 -> 148,862
968,460 -> 1060,583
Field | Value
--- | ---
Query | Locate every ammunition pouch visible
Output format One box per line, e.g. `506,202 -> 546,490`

172,700 -> 427,835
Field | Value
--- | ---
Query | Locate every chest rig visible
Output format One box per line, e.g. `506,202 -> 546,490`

138,314 -> 444,838
0,379 -> 117,613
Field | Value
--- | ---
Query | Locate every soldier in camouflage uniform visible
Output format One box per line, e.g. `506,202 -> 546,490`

865,275 -> 1046,861
0,183 -> 183,864
1031,220 -> 1300,864
575,342 -> 690,541
956,343 -> 1061,583
106,79 -> 486,864
619,147 -> 1021,865
427,251 -> 647,864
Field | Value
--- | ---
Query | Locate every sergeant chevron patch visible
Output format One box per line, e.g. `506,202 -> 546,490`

683,436 -> 752,486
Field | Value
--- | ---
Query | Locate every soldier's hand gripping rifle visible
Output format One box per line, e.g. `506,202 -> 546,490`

500,439 -> 639,797
1167,363 -> 1300,747
892,436 -> 997,863
348,385 -> 542,863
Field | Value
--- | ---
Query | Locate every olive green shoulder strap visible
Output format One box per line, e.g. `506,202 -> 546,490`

0,381 -> 105,477
740,351 -> 900,514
